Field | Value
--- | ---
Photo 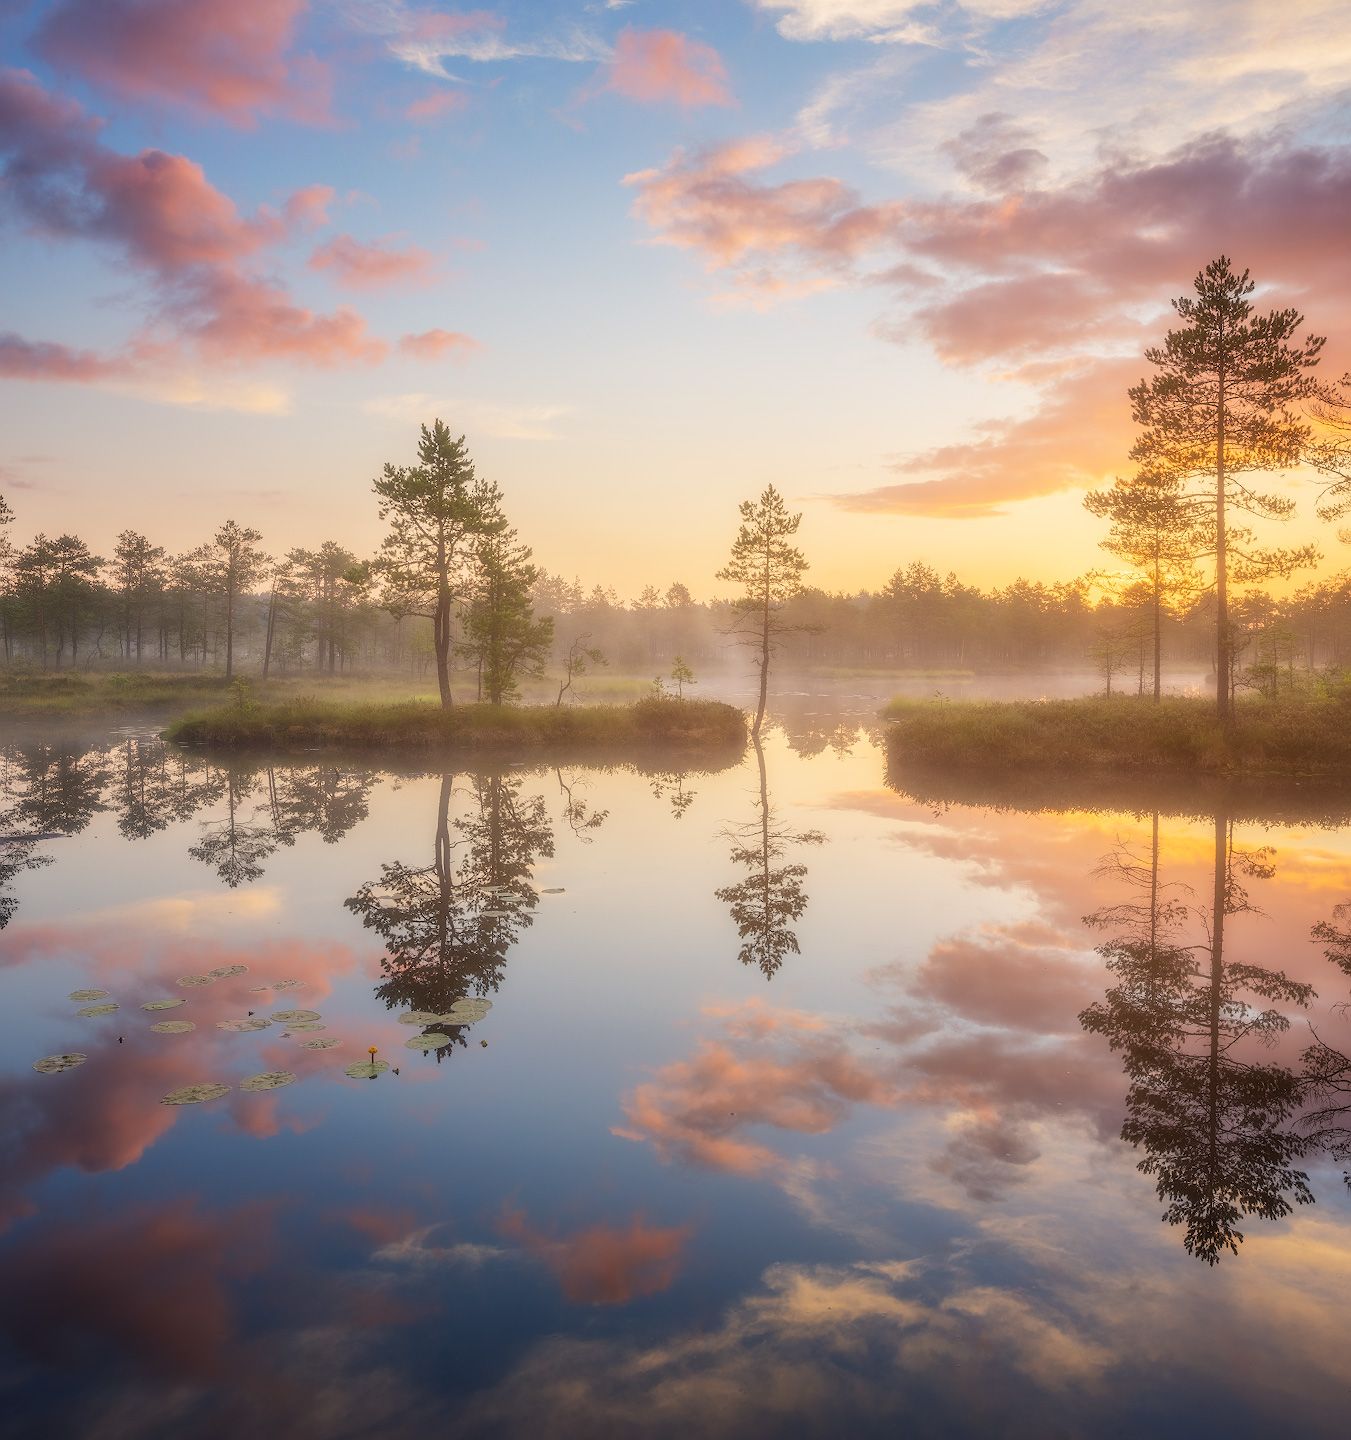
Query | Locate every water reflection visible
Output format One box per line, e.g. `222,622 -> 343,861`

715,734 -> 824,980
1081,808 -> 1314,1262
346,771 -> 556,1058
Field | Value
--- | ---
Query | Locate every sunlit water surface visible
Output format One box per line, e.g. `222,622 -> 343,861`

1,691 -> 1349,1438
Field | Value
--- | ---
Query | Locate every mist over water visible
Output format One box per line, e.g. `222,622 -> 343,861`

1,687 -> 1349,1438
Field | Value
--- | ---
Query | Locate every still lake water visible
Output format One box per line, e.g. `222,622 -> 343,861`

2,687 -> 1349,1438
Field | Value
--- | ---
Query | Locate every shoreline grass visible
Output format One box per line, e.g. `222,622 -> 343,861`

164,695 -> 748,753
883,694 -> 1351,778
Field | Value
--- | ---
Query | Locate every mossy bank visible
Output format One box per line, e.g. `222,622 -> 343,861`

884,694 -> 1351,778
165,696 -> 748,753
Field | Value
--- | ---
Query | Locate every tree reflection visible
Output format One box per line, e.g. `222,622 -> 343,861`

1298,904 -> 1351,1185
715,734 -> 823,981
1080,807 -> 1315,1262
345,771 -> 555,1059
187,760 -> 374,887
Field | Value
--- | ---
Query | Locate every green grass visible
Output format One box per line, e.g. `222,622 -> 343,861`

164,695 -> 748,753
883,693 -> 1351,776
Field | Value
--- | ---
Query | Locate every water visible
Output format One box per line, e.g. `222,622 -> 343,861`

1,699 -> 1349,1438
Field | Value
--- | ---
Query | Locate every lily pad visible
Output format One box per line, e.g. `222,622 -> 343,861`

286,1021 -> 325,1032
344,1060 -> 390,1080
33,1053 -> 87,1074
273,979 -> 304,991
151,1020 -> 195,1034
161,1082 -> 230,1106
177,975 -> 212,988
541,888 -> 565,895
480,909 -> 511,919
240,1070 -> 296,1092
142,998 -> 185,1011
297,1037 -> 340,1050
396,1011 -> 442,1026
405,1033 -> 452,1052
207,964 -> 248,979
247,985 -> 272,994
215,1018 -> 271,1033
441,998 -> 492,1024
68,988 -> 108,1002
273,1009 -> 320,1024
76,1003 -> 119,1017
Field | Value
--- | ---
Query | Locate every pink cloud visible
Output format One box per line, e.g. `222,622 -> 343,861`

0,333 -> 129,382
499,1205 -> 692,1305
309,234 -> 436,290
623,123 -> 1351,517
398,328 -> 479,360
600,28 -> 732,109
34,0 -> 332,128
0,68 -> 385,378
405,89 -> 469,123
625,137 -> 900,270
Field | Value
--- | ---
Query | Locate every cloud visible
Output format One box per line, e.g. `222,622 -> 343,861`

615,1001 -> 899,1176
624,136 -> 901,270
397,328 -> 479,360
0,1198 -> 278,1379
346,3 -> 609,76
498,1205 -> 692,1305
0,67 -> 384,388
594,28 -> 732,108
34,0 -> 332,127
404,87 -> 469,122
0,332 -> 128,382
309,234 -> 436,289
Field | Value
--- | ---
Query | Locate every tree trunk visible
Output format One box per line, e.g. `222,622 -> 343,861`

262,583 -> 277,680
225,582 -> 235,682
1215,337 -> 1231,727
1152,549 -> 1162,702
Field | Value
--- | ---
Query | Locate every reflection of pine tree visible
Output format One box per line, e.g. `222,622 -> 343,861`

715,736 -> 823,981
187,758 -> 376,887
1081,808 -> 1314,1262
345,773 -> 554,1059
114,740 -> 222,839
1299,905 -> 1351,1185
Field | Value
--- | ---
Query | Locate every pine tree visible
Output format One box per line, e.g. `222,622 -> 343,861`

1130,258 -> 1324,723
1084,470 -> 1209,700
459,523 -> 553,706
373,421 -> 502,709
210,520 -> 267,682
716,485 -> 809,735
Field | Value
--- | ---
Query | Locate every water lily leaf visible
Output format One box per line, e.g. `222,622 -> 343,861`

77,1003 -> 119,1017
541,888 -> 565,895
68,989 -> 108,1002
142,998 -> 185,1011
297,1037 -> 340,1050
215,1018 -> 271,1033
480,909 -> 511,919
396,1011 -> 442,1026
273,1009 -> 320,1024
177,975 -> 212,988
440,998 -> 492,1024
161,1082 -> 230,1106
151,1020 -> 195,1034
405,1033 -> 452,1052
247,985 -> 272,993
240,1071 -> 296,1092
34,1053 -> 86,1074
344,1060 -> 390,1080
207,964 -> 248,979
273,979 -> 304,991
286,1020 -> 326,1032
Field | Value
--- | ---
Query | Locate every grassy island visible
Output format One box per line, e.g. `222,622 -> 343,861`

164,695 -> 748,753
884,694 -> 1351,778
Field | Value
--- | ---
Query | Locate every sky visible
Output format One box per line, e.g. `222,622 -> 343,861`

1,0 -> 1349,598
